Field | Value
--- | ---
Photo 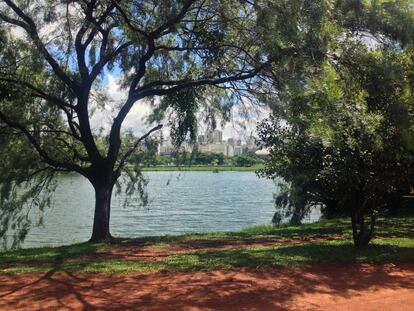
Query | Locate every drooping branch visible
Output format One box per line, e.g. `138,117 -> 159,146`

0,76 -> 83,141
0,110 -> 85,173
0,77 -> 74,110
2,0 -> 79,93
115,124 -> 163,175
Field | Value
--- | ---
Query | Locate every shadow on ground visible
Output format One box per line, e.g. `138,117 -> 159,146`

1,242 -> 414,310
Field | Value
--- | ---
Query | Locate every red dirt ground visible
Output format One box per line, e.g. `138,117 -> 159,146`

1,263 -> 414,311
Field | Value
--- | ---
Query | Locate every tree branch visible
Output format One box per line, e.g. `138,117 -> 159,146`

0,110 -> 84,173
0,77 -> 74,109
115,124 -> 163,176
137,66 -> 264,98
2,0 -> 78,93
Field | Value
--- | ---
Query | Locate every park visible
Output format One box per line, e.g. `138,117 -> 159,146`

0,1 -> 413,310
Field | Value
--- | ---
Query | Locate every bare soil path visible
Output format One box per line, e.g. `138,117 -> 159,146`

1,263 -> 414,310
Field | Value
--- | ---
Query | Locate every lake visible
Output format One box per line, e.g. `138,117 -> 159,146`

21,171 -> 320,248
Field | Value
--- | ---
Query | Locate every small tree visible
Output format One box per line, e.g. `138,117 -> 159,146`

258,45 -> 414,247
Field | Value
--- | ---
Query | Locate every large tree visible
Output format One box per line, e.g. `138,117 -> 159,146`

1,0 -> 317,243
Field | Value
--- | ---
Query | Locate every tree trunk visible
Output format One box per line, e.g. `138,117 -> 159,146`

90,183 -> 114,242
351,211 -> 377,248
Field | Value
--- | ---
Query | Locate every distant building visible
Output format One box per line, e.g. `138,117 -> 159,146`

158,129 -> 259,158
159,139 -> 193,155
159,139 -> 174,155
234,146 -> 243,156
209,143 -> 227,155
206,129 -> 223,144
226,144 -> 234,157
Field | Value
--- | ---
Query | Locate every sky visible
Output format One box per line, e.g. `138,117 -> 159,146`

90,74 -> 268,142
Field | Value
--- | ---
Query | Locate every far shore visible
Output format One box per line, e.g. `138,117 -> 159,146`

141,165 -> 264,172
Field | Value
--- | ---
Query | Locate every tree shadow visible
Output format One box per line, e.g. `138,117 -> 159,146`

0,242 -> 102,265
1,242 -> 414,310
376,216 -> 414,238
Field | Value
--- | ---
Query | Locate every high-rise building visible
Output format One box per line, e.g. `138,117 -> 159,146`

214,130 -> 223,143
234,146 -> 243,156
226,144 -> 234,157
206,129 -> 223,144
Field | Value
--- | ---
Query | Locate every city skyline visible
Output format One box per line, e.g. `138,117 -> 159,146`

158,129 -> 259,157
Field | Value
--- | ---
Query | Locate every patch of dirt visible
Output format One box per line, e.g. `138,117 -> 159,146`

1,263 -> 414,310
102,235 -> 345,261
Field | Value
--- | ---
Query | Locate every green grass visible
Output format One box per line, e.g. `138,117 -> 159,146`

3,238 -> 414,274
1,212 -> 414,274
0,242 -> 108,264
141,165 -> 263,172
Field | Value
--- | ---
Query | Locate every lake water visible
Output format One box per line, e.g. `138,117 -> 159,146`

21,171 -> 320,248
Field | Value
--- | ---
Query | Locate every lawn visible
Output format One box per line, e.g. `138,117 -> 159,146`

1,212 -> 414,274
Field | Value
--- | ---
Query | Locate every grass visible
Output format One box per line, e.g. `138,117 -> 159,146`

1,211 -> 414,274
141,165 -> 263,172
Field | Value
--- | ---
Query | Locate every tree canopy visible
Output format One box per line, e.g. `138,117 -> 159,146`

258,0 -> 414,247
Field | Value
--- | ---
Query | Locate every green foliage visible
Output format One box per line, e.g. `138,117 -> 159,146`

256,0 -> 340,90
2,0 -> 412,246
150,88 -> 201,147
137,151 -> 264,167
258,37 -> 414,245
235,155 -> 264,167
190,152 -> 225,166
0,28 -> 66,247
335,0 -> 414,47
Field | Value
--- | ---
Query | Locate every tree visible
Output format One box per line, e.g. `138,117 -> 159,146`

256,0 -> 414,248
258,44 -> 414,247
0,0 -> 286,243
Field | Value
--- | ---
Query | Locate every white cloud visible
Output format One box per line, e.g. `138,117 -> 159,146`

90,74 -> 154,136
217,101 -> 270,141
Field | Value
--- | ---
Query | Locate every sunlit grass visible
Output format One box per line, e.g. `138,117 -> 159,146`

2,211 -> 414,274
2,238 -> 414,274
